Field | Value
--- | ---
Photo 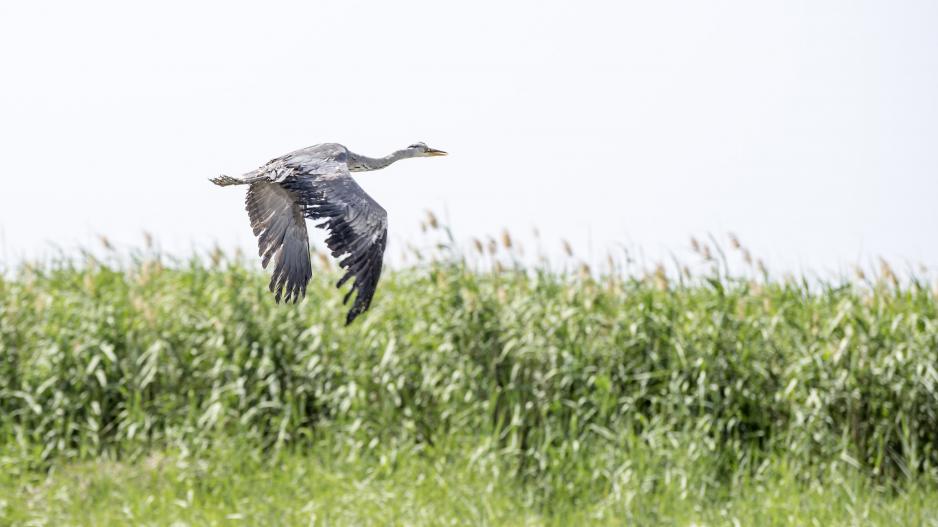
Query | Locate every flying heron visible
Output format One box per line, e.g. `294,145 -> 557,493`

211,142 -> 447,324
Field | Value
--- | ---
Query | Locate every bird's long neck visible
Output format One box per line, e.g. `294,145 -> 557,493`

347,149 -> 415,172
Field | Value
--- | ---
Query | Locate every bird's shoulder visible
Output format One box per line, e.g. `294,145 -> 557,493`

265,143 -> 350,180
283,143 -> 348,165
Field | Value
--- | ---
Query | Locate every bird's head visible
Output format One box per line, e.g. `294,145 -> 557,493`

407,142 -> 448,157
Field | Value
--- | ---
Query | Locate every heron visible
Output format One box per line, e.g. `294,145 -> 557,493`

210,142 -> 448,324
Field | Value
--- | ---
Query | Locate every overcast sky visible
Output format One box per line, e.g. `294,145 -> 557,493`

1,1 -> 936,275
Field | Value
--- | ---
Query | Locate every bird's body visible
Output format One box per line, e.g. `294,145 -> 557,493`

211,142 -> 447,324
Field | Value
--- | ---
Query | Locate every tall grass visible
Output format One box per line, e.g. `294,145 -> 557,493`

1,226 -> 937,510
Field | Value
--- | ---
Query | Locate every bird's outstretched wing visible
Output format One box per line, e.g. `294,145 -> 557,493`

245,181 -> 312,303
240,143 -> 388,324
282,174 -> 388,325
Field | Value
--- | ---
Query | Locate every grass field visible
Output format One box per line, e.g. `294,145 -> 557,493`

3,444 -> 937,526
1,232 -> 937,525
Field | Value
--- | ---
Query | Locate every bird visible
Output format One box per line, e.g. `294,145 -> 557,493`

210,142 -> 447,324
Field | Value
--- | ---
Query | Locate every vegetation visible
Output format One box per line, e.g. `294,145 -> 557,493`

3,446 -> 938,525
1,227 -> 937,525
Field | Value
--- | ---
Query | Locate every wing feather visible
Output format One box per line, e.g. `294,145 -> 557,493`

245,182 -> 311,304
281,174 -> 388,325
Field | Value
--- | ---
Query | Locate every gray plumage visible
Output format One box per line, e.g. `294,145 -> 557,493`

211,142 -> 447,324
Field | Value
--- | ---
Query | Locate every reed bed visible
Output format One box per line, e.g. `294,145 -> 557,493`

1,224 -> 937,515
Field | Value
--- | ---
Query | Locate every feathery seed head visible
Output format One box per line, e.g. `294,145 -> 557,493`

729,233 -> 741,250
562,240 -> 574,257
757,259 -> 768,276
653,263 -> 668,291
853,265 -> 866,282
691,237 -> 701,253
210,245 -> 223,267
426,211 -> 439,230
879,258 -> 898,287
99,235 -> 114,252
501,230 -> 513,250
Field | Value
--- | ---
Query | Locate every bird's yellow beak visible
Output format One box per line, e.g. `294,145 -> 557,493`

426,148 -> 448,157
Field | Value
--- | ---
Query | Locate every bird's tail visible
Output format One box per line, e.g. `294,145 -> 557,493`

209,175 -> 245,187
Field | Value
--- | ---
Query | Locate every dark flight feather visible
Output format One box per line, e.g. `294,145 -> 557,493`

281,175 -> 388,325
246,182 -> 311,304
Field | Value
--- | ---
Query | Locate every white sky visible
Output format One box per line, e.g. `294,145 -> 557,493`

1,1 -> 936,275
